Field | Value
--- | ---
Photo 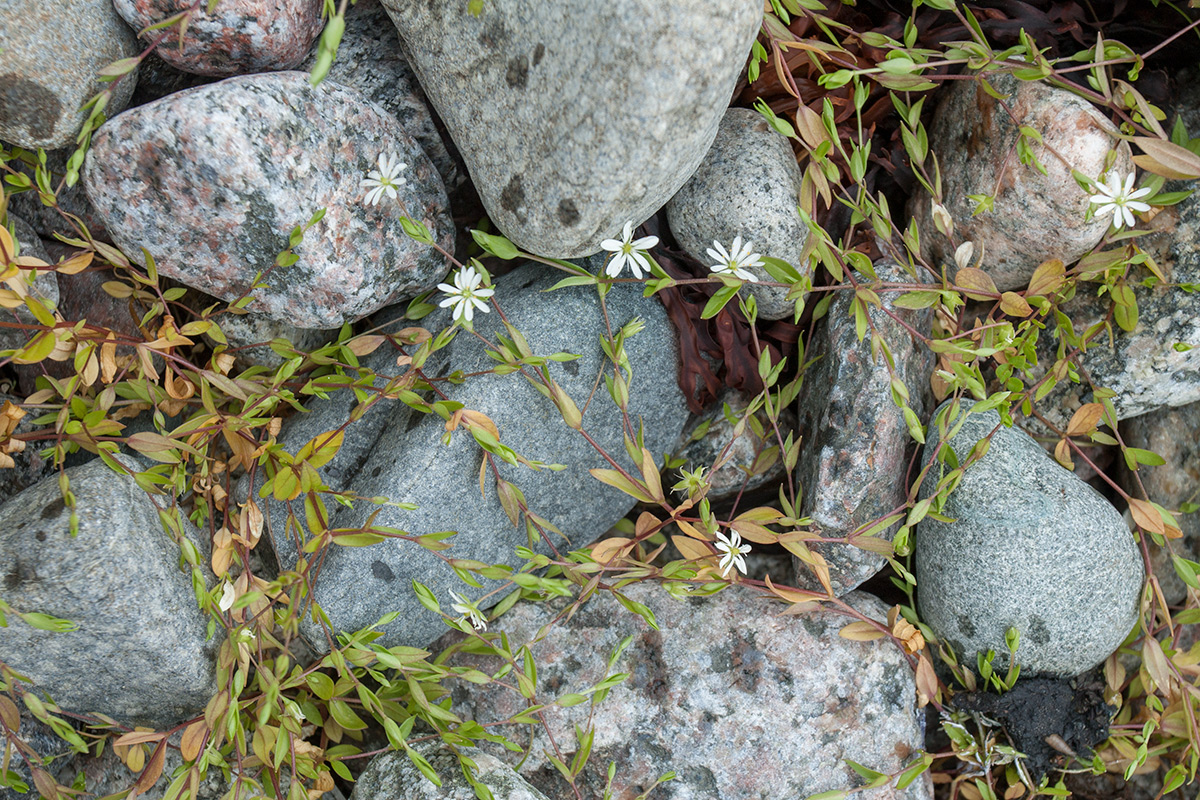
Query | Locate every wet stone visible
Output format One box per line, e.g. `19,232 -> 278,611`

916,400 -> 1144,677
910,73 -> 1131,291
0,0 -> 139,149
0,456 -> 219,727
350,745 -> 550,800
379,0 -> 761,258
666,107 -> 807,320
113,0 -> 324,77
447,583 -> 931,800
792,260 -> 934,596
83,71 -> 453,329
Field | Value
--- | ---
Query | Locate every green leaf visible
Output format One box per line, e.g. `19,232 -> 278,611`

18,612 -> 79,632
470,229 -> 520,260
700,284 -> 740,320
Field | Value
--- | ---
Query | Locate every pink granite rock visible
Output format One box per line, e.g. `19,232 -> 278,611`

113,0 -> 324,77
83,72 -> 453,328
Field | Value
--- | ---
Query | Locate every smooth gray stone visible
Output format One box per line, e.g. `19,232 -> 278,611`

379,0 -> 761,258
793,260 -> 934,595
0,455 -> 219,727
263,261 -> 687,650
351,746 -> 549,800
448,584 -> 932,800
666,108 -> 807,320
1,213 -> 61,354
0,0 -> 139,149
916,400 -> 1144,677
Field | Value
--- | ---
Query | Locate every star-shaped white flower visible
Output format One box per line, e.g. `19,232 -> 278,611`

600,221 -> 659,279
437,266 -> 495,323
1088,172 -> 1152,230
714,530 -> 751,578
707,236 -> 763,282
361,152 -> 407,206
449,591 -> 488,631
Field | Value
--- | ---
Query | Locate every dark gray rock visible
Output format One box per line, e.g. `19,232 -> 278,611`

0,455 -> 219,727
666,108 -> 806,320
0,0 -> 139,149
261,262 -> 687,650
351,746 -> 550,800
916,400 -> 1144,677
1,213 -> 60,355
910,74 -> 1131,291
83,71 -> 453,328
113,0 -> 324,77
298,0 -> 461,190
672,390 -> 794,503
379,0 -> 761,258
793,260 -> 934,595
1119,401 -> 1200,606
448,584 -> 932,800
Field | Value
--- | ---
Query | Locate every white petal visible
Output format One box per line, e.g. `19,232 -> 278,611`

709,241 -> 731,262
1093,202 -> 1116,218
471,297 -> 491,313
621,220 -> 635,242
436,282 -> 456,294
1127,199 -> 1151,213
600,239 -> 624,253
473,287 -> 495,299
438,296 -> 458,308
1121,172 -> 1137,196
1119,206 -> 1135,229
631,235 -> 659,250
1128,186 -> 1153,200
605,253 -> 626,278
629,251 -> 651,278
383,185 -> 398,201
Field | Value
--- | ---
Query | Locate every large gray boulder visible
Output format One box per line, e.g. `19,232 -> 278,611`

83,71 -> 452,328
0,456 -> 218,727
0,0 -> 139,149
916,400 -> 1144,676
258,262 -> 688,650
448,584 -> 932,800
351,746 -> 549,800
378,0 -> 761,258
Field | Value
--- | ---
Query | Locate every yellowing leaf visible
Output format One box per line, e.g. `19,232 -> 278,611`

1026,259 -> 1065,297
671,534 -> 714,565
1132,136 -> 1200,180
589,468 -> 655,504
1142,635 -> 1172,693
954,267 -> 998,300
1065,403 -> 1105,437
730,519 -> 776,544
591,537 -> 633,565
999,292 -> 1032,317
54,251 -> 93,275
839,621 -> 886,641
1129,498 -> 1166,536
180,721 -> 207,762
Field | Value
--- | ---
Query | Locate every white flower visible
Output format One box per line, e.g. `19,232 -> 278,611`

449,591 -> 488,631
706,236 -> 763,282
714,530 -> 751,578
1088,172 -> 1152,230
600,221 -> 659,279
218,582 -> 236,613
283,699 -> 306,721
437,266 -> 495,323
361,152 -> 407,206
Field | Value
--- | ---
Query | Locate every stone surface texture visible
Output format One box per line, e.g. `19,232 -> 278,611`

379,0 -> 761,258
113,0 -> 324,77
1,214 -> 61,354
1119,401 -> 1200,606
258,262 -> 688,650
0,456 -> 218,726
298,0 -> 461,190
666,108 -> 807,320
0,0 -> 139,149
916,401 -> 1144,676
910,74 -> 1131,291
448,584 -> 931,800
793,260 -> 934,595
351,746 -> 550,800
1030,183 -> 1200,430
215,310 -> 335,368
83,71 -> 453,328
672,390 -> 795,503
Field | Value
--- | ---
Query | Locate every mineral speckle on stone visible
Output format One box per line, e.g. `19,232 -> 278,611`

113,0 -> 324,77
379,0 -> 762,258
350,746 -> 551,800
83,71 -> 453,328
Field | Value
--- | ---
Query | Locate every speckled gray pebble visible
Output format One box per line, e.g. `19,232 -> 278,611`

350,746 -> 550,800
298,0 -> 461,190
910,74 -> 1130,291
379,0 -> 761,258
916,400 -> 1144,677
257,261 -> 687,651
0,455 -> 219,727
83,71 -> 453,328
0,0 -> 139,149
667,108 -> 807,320
448,584 -> 931,800
113,0 -> 323,77
2,213 -> 61,354
793,260 -> 933,595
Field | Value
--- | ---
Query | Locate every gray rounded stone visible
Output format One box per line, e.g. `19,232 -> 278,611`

0,0 -> 139,149
83,71 -> 453,328
916,400 -> 1144,677
113,0 -> 324,77
2,213 -> 61,354
351,746 -> 549,800
379,0 -> 761,258
449,584 -> 932,800
909,74 -> 1131,291
0,455 -> 219,727
666,107 -> 808,320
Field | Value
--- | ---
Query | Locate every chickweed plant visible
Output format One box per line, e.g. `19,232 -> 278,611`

2,1 -> 1200,799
